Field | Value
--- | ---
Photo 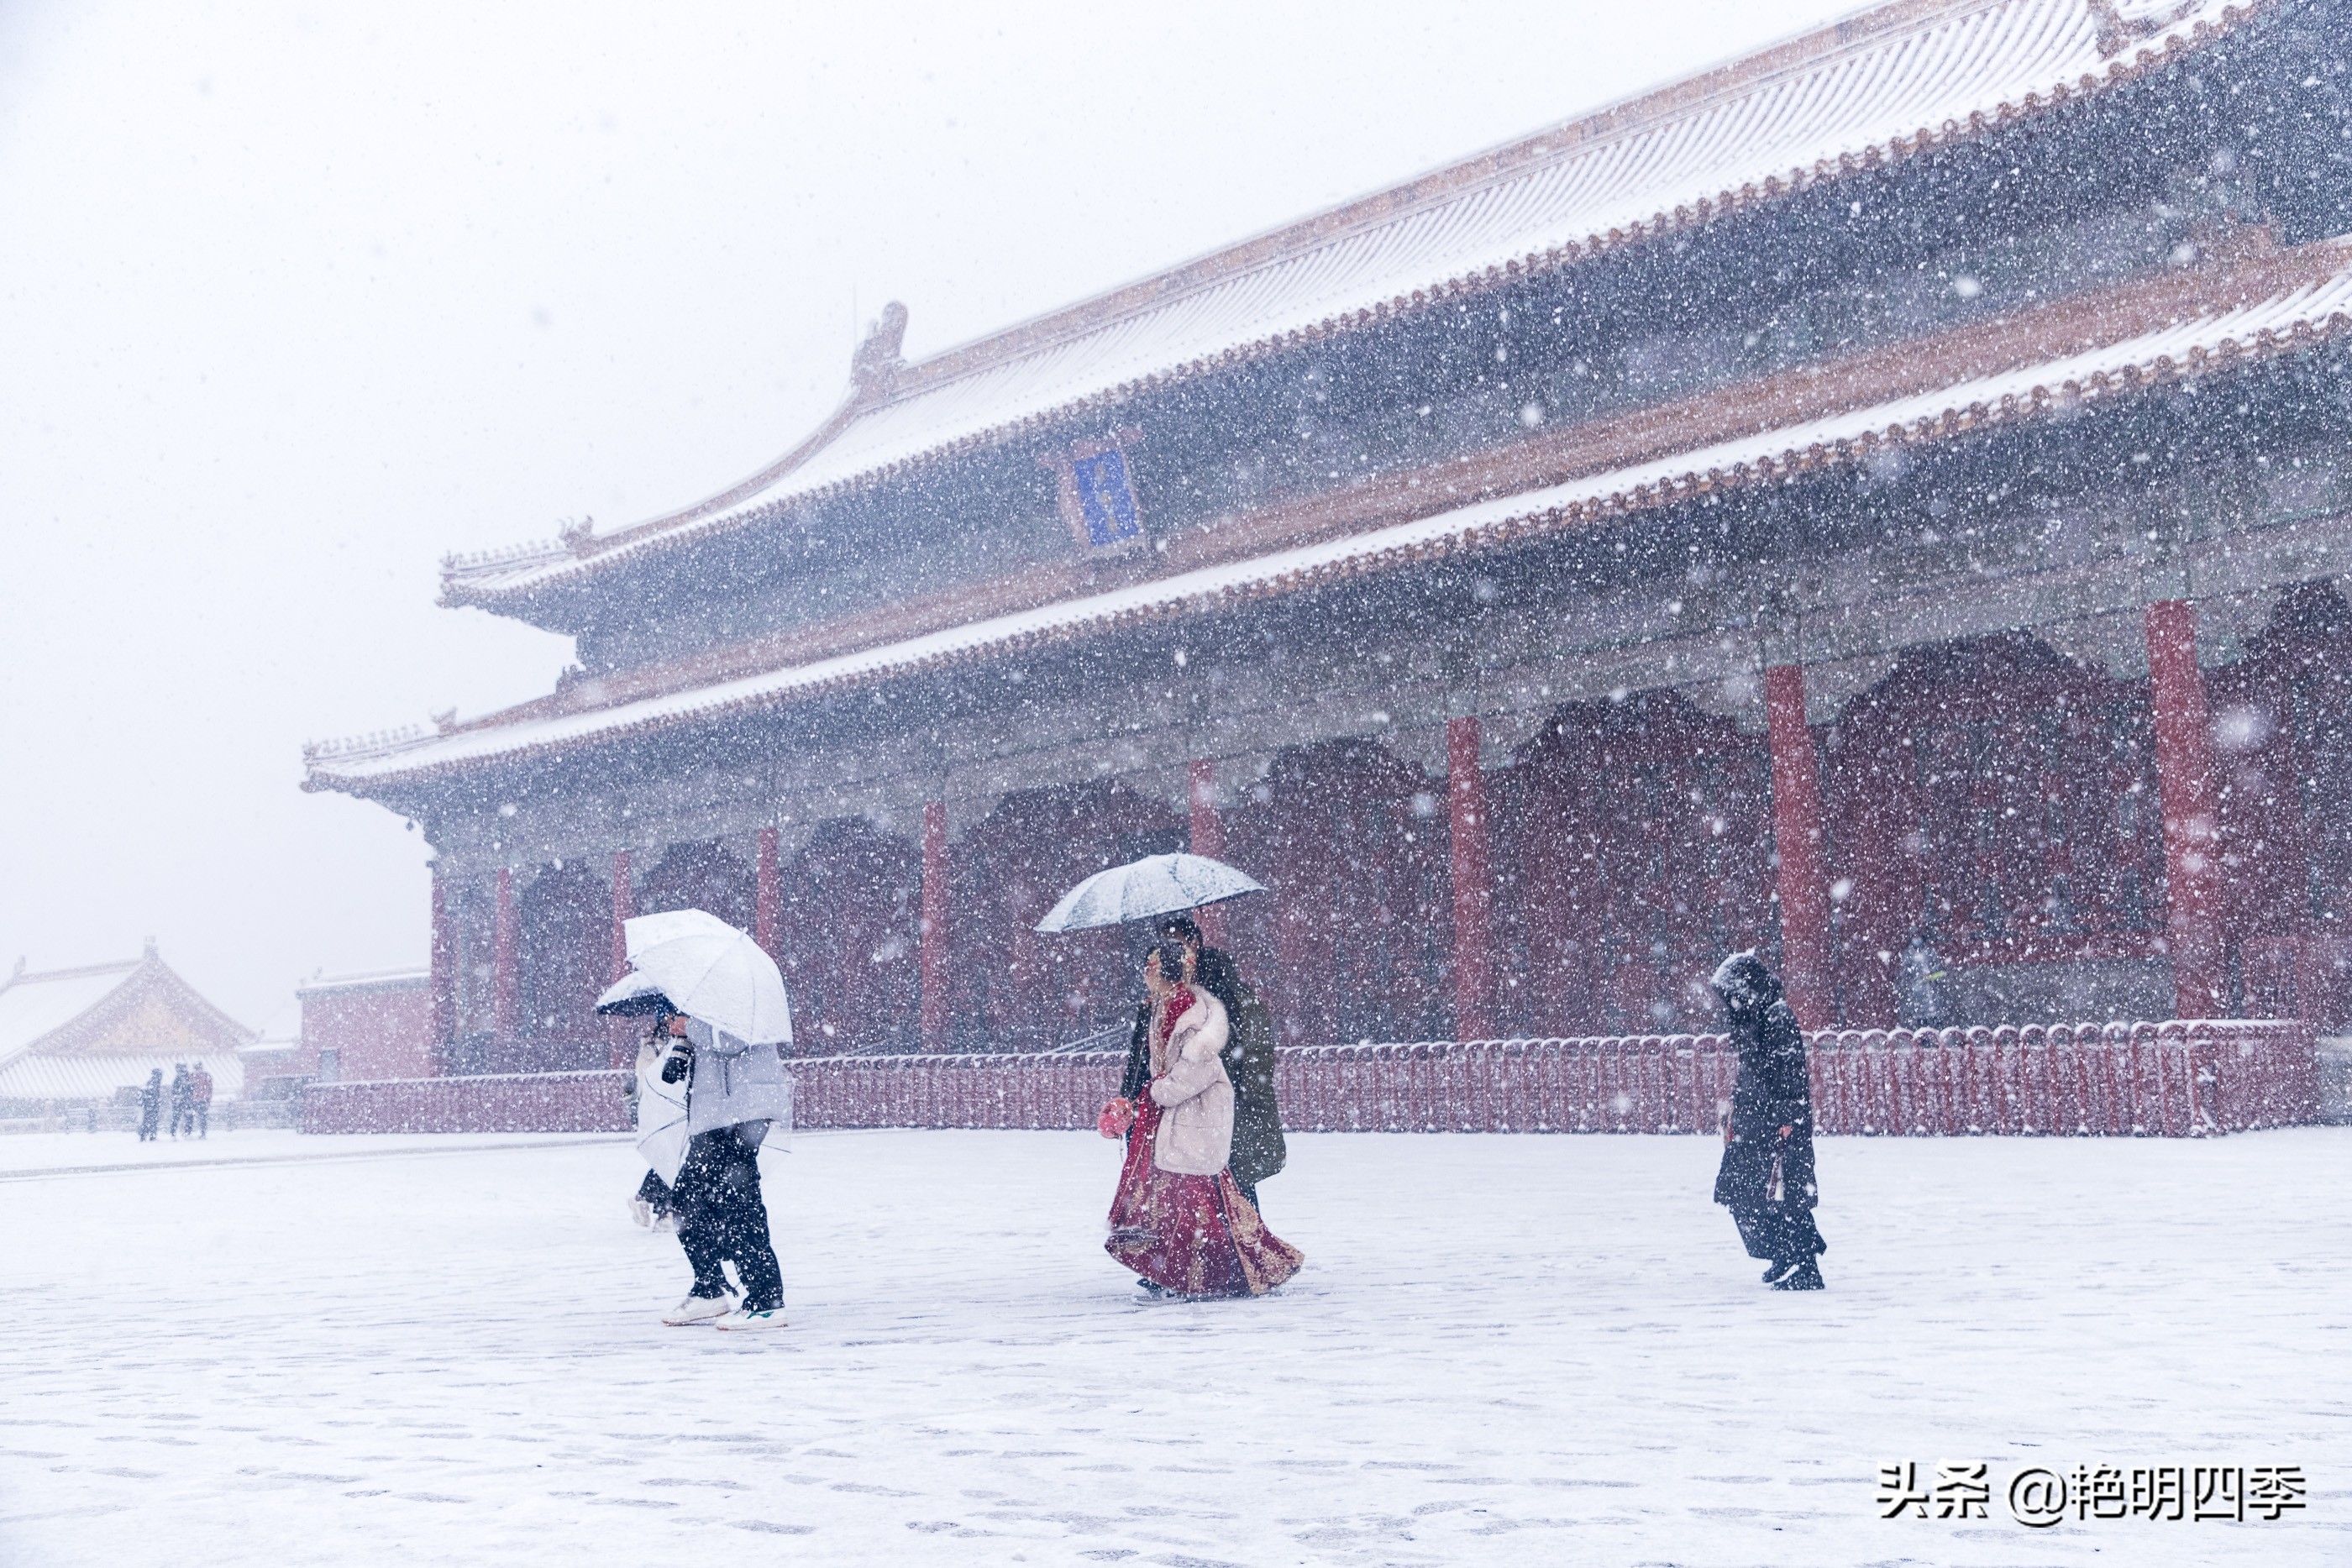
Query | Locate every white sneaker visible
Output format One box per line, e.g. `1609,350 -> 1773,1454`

713,1307 -> 788,1332
660,1292 -> 736,1326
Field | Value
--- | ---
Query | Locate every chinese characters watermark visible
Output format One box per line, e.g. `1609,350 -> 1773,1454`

1876,1462 -> 2306,1526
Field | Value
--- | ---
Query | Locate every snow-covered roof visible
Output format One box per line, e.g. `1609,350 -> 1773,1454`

0,949 -> 257,1074
0,962 -> 139,1058
0,1051 -> 245,1104
441,0 -> 2268,607
296,968 -> 428,999
308,239 -> 2352,789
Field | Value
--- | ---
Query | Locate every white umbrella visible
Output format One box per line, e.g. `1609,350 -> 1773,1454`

619,909 -> 794,1046
1033,852 -> 1265,933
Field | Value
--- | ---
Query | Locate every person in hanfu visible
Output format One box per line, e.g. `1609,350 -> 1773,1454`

136,1067 -> 164,1142
1709,951 -> 1827,1291
1128,915 -> 1288,1215
1101,939 -> 1302,1298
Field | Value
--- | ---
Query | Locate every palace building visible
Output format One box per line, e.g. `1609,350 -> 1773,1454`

305,0 -> 2352,1072
0,945 -> 255,1109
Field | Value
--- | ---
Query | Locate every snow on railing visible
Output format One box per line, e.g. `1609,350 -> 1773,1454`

297,1020 -> 2318,1138
784,1020 -> 2317,1139
302,1070 -> 630,1135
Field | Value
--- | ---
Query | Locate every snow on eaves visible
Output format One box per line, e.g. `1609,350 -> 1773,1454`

308,250 -> 2352,791
440,0 -> 2265,606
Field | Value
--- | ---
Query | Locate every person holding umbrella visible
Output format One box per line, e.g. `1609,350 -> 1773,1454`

599,910 -> 795,1331
1122,914 -> 1286,1215
1100,938 -> 1302,1298
1709,950 -> 1828,1291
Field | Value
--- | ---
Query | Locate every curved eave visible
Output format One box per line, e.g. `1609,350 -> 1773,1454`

438,0 -> 2270,616
308,287 -> 2352,798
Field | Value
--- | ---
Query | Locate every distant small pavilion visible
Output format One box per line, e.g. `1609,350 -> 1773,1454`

0,944 -> 255,1109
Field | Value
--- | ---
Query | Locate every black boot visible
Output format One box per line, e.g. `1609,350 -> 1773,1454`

1770,1258 -> 1824,1291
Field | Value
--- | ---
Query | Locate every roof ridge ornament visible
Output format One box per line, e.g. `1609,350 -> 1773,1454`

850,302 -> 910,404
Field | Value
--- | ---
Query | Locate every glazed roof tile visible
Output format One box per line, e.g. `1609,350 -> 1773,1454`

308,242 -> 2352,789
0,965 -> 137,1059
0,1052 -> 246,1104
443,0 -> 2264,605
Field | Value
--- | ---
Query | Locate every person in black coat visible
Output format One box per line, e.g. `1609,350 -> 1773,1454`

657,1017 -> 786,1324
166,1064 -> 194,1139
136,1068 -> 164,1142
1709,952 -> 1827,1290
1119,915 -> 1287,1212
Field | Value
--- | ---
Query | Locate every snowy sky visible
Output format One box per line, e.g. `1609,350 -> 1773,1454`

0,0 -> 1859,1030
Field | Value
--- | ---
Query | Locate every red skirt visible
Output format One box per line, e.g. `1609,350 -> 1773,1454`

1105,1096 -> 1302,1297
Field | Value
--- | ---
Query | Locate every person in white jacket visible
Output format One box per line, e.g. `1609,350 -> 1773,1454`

645,1007 -> 790,1330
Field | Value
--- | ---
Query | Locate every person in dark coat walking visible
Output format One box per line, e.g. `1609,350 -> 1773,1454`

166,1064 -> 193,1140
1121,915 -> 1287,1213
654,1012 -> 787,1329
137,1068 -> 164,1141
188,1062 -> 213,1138
1709,952 -> 1826,1290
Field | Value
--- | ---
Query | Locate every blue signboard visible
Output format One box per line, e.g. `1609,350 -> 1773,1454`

1070,448 -> 1144,550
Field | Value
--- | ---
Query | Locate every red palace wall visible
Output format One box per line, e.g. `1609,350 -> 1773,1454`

776,819 -> 921,1055
302,976 -> 435,1083
948,782 -> 1182,1052
1819,635 -> 2172,1028
1495,692 -> 1779,1038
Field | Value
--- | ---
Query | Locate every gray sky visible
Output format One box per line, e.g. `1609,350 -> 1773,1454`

0,0 -> 1856,1030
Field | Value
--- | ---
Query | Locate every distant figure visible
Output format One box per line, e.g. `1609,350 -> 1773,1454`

1898,935 -> 1947,1029
1709,952 -> 1827,1291
166,1064 -> 193,1140
137,1068 -> 164,1142
188,1062 -> 214,1139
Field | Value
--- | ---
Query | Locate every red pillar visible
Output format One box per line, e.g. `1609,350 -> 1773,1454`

1764,664 -> 1834,1030
1188,759 -> 1226,946
1448,717 -> 1492,1041
920,801 -> 949,1051
492,866 -> 519,1043
428,869 -> 456,1072
606,850 -> 637,1067
2146,599 -> 2226,1017
756,827 -> 781,958
609,849 -> 633,982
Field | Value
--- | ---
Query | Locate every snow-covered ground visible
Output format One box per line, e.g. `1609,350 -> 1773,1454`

0,1128 -> 630,1176
3,1127 -> 2346,1566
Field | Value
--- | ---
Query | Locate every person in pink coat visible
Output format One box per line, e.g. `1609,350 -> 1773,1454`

1101,939 -> 1302,1298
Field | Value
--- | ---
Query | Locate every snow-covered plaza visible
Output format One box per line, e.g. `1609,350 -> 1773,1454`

3,1126 -> 2347,1566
